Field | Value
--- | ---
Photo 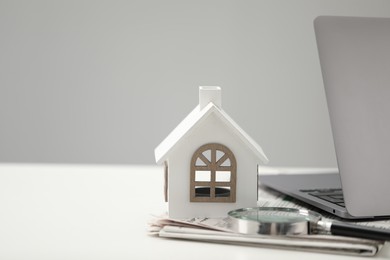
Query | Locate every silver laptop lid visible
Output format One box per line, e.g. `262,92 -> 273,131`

314,16 -> 390,217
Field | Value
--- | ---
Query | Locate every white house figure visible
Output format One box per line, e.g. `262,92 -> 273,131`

154,86 -> 268,218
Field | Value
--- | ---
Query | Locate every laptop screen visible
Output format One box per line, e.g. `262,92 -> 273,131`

314,16 -> 390,217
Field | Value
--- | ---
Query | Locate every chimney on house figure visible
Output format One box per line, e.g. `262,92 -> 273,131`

199,86 -> 222,110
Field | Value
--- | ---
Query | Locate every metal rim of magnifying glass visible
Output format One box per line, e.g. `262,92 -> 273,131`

228,207 -> 323,236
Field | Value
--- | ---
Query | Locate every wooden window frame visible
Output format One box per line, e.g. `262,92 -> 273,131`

190,143 -> 236,202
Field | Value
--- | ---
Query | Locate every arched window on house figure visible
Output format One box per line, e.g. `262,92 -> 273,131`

190,143 -> 236,202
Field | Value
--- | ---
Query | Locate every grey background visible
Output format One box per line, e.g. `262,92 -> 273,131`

1,0 -> 389,166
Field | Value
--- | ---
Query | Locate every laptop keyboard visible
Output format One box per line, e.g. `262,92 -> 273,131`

300,188 -> 345,207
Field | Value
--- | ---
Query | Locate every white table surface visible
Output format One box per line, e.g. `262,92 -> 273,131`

0,163 -> 389,260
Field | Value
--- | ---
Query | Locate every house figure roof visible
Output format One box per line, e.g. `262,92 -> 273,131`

154,87 -> 268,165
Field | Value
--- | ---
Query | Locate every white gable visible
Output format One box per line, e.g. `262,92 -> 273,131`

154,102 -> 268,165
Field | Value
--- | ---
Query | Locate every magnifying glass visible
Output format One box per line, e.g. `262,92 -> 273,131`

228,207 -> 390,241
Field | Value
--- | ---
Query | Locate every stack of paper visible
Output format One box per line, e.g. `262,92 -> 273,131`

148,215 -> 384,256
148,180 -> 390,256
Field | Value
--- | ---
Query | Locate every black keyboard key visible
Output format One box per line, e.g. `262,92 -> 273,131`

316,195 -> 344,203
308,189 -> 343,197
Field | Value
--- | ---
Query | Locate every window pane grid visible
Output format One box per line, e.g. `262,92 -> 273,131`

190,143 -> 236,202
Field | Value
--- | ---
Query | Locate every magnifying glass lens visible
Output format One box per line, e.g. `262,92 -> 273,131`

230,207 -> 318,223
257,211 -> 310,223
228,207 -> 323,235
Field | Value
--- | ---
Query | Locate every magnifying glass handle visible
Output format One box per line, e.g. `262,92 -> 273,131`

322,221 -> 390,241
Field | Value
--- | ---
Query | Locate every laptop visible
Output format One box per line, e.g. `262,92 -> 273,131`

259,16 -> 390,219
